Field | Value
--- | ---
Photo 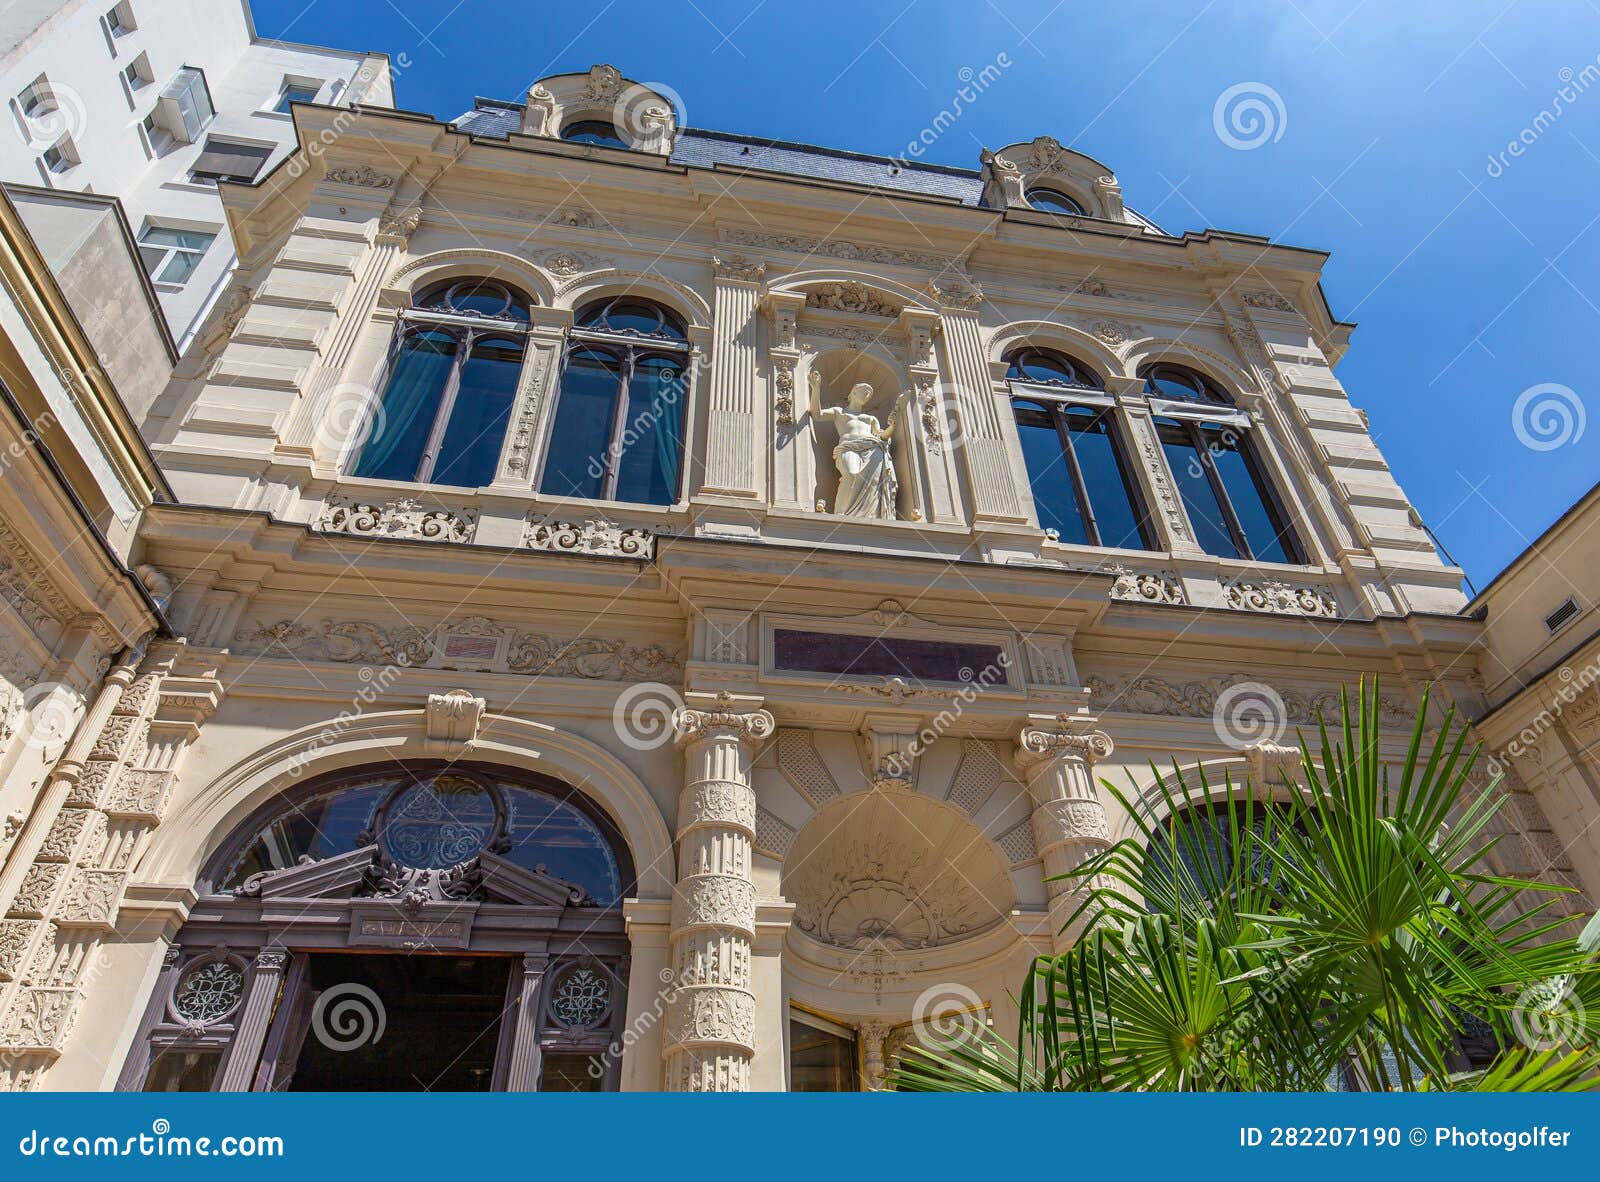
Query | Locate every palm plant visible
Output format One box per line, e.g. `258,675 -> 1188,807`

895,681 -> 1600,1092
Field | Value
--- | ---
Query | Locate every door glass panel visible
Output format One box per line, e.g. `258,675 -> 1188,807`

789,1016 -> 859,1091
143,1049 -> 219,1092
540,1054 -> 604,1091
540,348 -> 619,500
431,336 -> 522,488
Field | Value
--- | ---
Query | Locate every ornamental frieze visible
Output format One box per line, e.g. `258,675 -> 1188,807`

721,227 -> 946,270
664,986 -> 756,1048
523,514 -> 656,559
1108,566 -> 1186,605
231,617 -> 681,682
1224,579 -> 1341,619
314,496 -> 478,544
671,876 -> 756,930
677,780 -> 757,833
1085,672 -> 1410,727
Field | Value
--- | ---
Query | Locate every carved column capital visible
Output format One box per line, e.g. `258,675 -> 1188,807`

1245,741 -> 1302,787
673,692 -> 775,748
1015,714 -> 1114,770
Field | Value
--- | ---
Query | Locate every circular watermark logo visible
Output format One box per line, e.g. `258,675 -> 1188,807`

1212,681 -> 1288,750
314,383 -> 383,458
612,81 -> 686,148
21,682 -> 77,751
311,982 -> 386,1051
1511,977 -> 1586,1050
1511,383 -> 1585,451
612,681 -> 685,751
1212,82 -> 1287,151
910,982 -> 985,1050
22,82 -> 89,148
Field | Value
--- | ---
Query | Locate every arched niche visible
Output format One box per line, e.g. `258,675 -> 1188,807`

803,349 -> 917,520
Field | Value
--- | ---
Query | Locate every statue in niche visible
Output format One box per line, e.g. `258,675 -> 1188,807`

809,370 -> 903,519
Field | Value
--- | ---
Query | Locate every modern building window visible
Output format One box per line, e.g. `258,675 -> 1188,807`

40,137 -> 77,175
137,225 -> 214,284
1141,362 -> 1303,564
1026,187 -> 1086,215
187,137 -> 273,184
1007,348 -> 1152,550
104,2 -> 136,36
351,279 -> 532,489
17,77 -> 56,120
153,66 -> 214,143
123,54 -> 153,93
539,297 -> 688,506
560,119 -> 627,148
273,80 -> 321,113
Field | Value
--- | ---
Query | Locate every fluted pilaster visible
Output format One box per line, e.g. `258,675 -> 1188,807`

701,257 -> 766,497
664,693 -> 773,1091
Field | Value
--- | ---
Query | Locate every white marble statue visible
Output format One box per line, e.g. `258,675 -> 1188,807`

809,371 -> 904,519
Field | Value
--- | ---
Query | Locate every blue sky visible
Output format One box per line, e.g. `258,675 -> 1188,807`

256,0 -> 1600,588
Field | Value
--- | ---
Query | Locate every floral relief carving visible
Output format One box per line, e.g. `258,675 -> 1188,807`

9,865 -> 64,919
915,375 -> 943,452
508,633 -> 680,680
541,248 -> 611,277
325,165 -> 394,189
523,515 -> 656,559
315,496 -> 478,544
712,254 -> 766,282
1241,289 -> 1297,313
1224,580 -> 1340,619
772,357 -> 796,426
1086,672 -> 1411,727
722,227 -> 946,270
500,352 -> 551,479
105,769 -> 175,821
926,277 -> 983,310
376,205 -> 422,244
1,986 -> 76,1050
665,987 -> 755,1048
1033,797 -> 1112,846
672,876 -> 757,929
678,781 -> 757,833
57,869 -> 123,928
1108,566 -> 1186,605
0,920 -> 47,982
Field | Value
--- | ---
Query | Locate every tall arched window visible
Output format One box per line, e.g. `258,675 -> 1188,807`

539,296 -> 689,506
1141,362 -> 1303,564
350,278 -> 532,489
1007,347 -> 1152,550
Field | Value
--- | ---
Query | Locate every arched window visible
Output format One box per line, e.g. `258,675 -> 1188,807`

1008,348 -> 1151,550
350,279 -> 532,489
1025,187 -> 1086,215
1141,362 -> 1303,564
1144,800 -> 1295,905
539,296 -> 689,506
561,119 -> 627,148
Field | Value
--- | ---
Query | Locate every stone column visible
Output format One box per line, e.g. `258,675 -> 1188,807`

213,946 -> 289,1092
700,256 -> 767,499
664,692 -> 774,1091
501,953 -> 549,1092
1014,714 -> 1114,953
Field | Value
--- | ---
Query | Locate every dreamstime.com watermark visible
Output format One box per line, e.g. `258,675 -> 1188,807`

1483,658 -> 1600,779
1510,382 -> 1585,451
284,52 -> 414,180
879,655 -> 1012,778
1486,56 -> 1600,177
16,1119 -> 283,1158
1213,82 -> 1287,151
894,53 -> 1013,167
285,660 -> 407,777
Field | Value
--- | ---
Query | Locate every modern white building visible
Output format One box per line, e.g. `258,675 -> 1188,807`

0,0 -> 391,349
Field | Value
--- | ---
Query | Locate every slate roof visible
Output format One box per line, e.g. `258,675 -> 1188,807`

450,98 -> 1164,233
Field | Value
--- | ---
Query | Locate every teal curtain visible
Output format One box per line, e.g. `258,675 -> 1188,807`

352,330 -> 457,481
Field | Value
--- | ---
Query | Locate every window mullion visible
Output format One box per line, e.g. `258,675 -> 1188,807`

600,348 -> 634,501
1106,410 -> 1156,549
1190,421 -> 1253,560
1055,407 -> 1101,547
417,329 -> 469,483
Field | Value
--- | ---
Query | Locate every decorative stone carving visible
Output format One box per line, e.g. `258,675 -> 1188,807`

1033,797 -> 1112,846
712,254 -> 766,282
804,282 -> 899,318
1241,289 -> 1297,313
809,372 -> 902,519
1016,718 -> 1114,766
1086,672 -> 1411,727
553,206 -> 595,228
540,248 -> 610,277
915,375 -> 942,452
105,768 -> 175,821
1246,741 -> 1303,786
508,634 -> 679,681
325,165 -> 394,188
523,515 -> 656,559
424,689 -> 485,748
1108,566 -> 1186,605
10,865 -> 64,918
1,986 -> 76,1051
56,868 -> 123,929
376,205 -> 422,244
1223,580 -> 1340,619
673,693 -> 776,746
315,496 -> 477,544
501,352 -> 551,478
772,357 -> 797,426
581,63 -> 625,101
722,227 -> 946,270
0,919 -> 47,982
926,277 -> 983,310
664,986 -> 754,1046
678,781 -> 757,834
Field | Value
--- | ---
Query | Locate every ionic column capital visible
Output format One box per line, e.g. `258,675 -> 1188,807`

673,692 -> 775,748
1014,713 -> 1114,770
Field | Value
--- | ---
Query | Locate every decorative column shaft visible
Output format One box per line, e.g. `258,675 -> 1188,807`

1014,715 -> 1114,953
502,953 -> 549,1092
213,947 -> 288,1092
664,692 -> 773,1091
700,256 -> 767,497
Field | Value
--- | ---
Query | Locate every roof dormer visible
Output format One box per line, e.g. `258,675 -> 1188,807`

979,136 -> 1125,222
521,64 -> 677,156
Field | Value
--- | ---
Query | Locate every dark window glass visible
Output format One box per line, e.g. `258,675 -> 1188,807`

1012,396 -> 1150,550
542,300 -> 689,506
1006,347 -> 1101,389
1145,803 -> 1295,906
1068,406 -> 1147,550
1155,416 -> 1300,563
351,330 -> 458,482
1159,423 -> 1241,559
1141,362 -> 1232,407
1014,400 -> 1087,545
431,336 -> 522,488
771,630 -> 1009,683
143,1049 -> 220,1092
789,1018 -> 859,1092
541,1054 -> 605,1091
419,279 -> 529,322
540,348 -> 620,500
1211,432 -> 1294,565
1026,188 -> 1086,215
561,120 -> 627,149
611,356 -> 685,506
503,785 -> 623,906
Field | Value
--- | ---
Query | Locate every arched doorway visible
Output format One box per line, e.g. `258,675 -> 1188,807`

117,762 -> 635,1092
